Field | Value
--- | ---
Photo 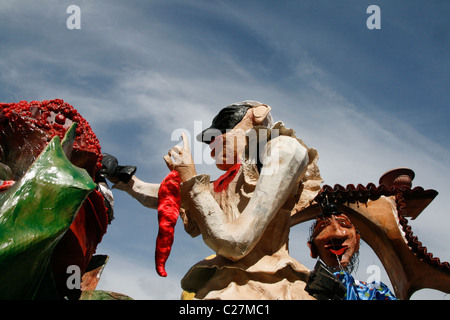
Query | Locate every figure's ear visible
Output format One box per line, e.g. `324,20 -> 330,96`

251,104 -> 271,125
308,241 -> 319,259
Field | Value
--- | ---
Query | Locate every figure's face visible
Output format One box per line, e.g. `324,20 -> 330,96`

209,109 -> 255,171
209,128 -> 247,171
310,214 -> 360,270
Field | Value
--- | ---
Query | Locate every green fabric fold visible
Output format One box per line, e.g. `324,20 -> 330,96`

0,130 -> 96,299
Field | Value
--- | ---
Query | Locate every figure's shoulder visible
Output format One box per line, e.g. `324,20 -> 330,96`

266,134 -> 309,164
257,121 -> 310,154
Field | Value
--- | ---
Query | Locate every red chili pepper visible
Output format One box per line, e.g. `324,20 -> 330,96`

155,170 -> 181,277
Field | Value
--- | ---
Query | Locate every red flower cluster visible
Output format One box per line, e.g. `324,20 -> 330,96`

0,99 -> 102,177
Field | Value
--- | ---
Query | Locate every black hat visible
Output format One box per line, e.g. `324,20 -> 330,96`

197,104 -> 252,144
321,203 -> 342,217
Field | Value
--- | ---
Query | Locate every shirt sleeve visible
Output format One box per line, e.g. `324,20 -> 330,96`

334,271 -> 398,300
113,175 -> 160,210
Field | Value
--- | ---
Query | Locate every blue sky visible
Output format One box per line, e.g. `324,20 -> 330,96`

0,0 -> 449,299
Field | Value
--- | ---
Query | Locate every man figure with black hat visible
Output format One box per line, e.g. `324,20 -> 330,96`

104,100 -> 322,299
164,100 -> 322,299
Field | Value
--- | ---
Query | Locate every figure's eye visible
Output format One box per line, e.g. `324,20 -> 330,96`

313,219 -> 330,235
208,137 -> 216,145
335,216 -> 353,228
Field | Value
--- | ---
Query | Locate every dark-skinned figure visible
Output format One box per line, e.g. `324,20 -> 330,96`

306,203 -> 397,300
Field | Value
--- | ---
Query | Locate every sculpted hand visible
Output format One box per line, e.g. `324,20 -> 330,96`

164,132 -> 197,182
100,153 -> 137,184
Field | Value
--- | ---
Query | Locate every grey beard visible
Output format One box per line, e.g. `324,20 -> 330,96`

328,250 -> 360,275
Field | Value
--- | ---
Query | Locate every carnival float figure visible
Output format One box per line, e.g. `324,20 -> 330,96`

111,100 -> 450,300
306,203 -> 397,300
2,99 -> 449,300
110,100 -> 323,299
294,168 -> 450,300
0,100 -> 133,300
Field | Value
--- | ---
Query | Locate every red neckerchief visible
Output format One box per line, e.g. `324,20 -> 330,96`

213,162 -> 241,193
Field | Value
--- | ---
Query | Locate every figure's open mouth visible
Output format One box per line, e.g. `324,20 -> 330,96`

325,240 -> 348,256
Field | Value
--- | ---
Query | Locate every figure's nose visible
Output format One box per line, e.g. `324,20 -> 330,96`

327,220 -> 347,238
209,134 -> 224,151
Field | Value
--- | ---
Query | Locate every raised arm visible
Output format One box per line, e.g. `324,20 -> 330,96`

100,153 -> 159,210
181,135 -> 309,261
113,176 -> 160,209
